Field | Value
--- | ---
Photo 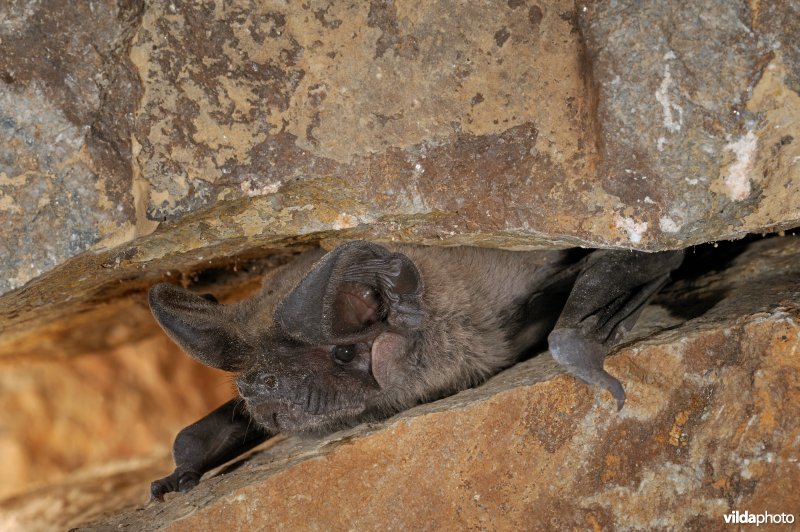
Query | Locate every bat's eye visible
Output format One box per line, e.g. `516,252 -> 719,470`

332,344 -> 357,364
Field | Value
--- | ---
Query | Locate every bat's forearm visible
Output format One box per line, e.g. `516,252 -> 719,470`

151,398 -> 270,501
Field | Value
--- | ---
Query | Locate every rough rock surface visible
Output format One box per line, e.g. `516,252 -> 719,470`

0,0 -> 145,293
1,0 -> 798,328
0,334 -> 232,502
2,235 -> 794,531
584,0 -> 800,245
1,0 -> 799,528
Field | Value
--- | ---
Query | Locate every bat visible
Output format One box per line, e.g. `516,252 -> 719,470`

147,241 -> 683,500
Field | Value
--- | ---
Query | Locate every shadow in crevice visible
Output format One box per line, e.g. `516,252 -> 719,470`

653,236 -> 761,322
654,287 -> 730,321
670,235 -> 758,281
214,457 -> 250,477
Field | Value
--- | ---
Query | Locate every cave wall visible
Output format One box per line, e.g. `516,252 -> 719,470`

0,0 -> 798,529
1,0 -> 799,331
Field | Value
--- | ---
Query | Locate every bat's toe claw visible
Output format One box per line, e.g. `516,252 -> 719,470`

559,362 -> 626,411
150,468 -> 201,501
150,472 -> 178,502
548,328 -> 626,410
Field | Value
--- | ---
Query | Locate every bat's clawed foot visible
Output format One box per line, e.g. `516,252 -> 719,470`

548,328 -> 626,410
150,468 -> 201,502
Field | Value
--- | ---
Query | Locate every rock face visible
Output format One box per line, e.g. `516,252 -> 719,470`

0,0 -> 798,321
0,0 -> 799,529
0,0 -> 144,293
1,235 -> 795,531
0,334 -> 232,502
585,0 -> 800,245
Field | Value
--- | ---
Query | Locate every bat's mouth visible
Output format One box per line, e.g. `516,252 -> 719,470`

241,395 -> 367,433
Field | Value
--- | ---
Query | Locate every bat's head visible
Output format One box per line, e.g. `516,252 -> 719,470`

148,241 -> 425,434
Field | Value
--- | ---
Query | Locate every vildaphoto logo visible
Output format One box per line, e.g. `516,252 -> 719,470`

724,510 -> 796,526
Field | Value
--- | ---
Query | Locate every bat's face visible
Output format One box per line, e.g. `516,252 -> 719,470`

234,331 -> 395,433
149,242 -> 425,434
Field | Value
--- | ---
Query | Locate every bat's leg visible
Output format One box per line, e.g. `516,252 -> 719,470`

548,249 -> 684,410
150,398 -> 270,501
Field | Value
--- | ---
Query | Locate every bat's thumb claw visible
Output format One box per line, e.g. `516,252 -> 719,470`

548,328 -> 626,410
567,363 -> 626,411
149,486 -> 166,503
604,373 -> 626,411
150,470 -> 180,502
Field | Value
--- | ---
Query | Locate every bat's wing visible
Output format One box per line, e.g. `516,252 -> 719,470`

548,249 -> 684,409
150,398 -> 269,501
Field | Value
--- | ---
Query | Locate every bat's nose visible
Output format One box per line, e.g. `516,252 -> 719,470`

236,371 -> 278,398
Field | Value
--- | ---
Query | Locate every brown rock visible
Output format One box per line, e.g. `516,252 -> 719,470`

0,334 -> 231,501
0,1 -> 799,526
2,0 -> 798,337
131,0 -> 593,226
100,0 -> 800,248
0,0 -> 144,293
0,456 -> 173,531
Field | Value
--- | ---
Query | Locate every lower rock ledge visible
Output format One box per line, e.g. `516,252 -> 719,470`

11,237 -> 800,531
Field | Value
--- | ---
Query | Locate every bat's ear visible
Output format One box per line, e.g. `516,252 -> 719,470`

149,283 -> 249,371
276,241 -> 424,343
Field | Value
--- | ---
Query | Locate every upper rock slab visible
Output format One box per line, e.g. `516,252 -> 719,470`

129,0 -> 800,246
1,0 -> 798,299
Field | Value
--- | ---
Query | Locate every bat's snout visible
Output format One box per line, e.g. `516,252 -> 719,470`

236,371 -> 279,399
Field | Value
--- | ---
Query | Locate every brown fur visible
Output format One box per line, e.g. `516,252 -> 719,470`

148,241 -> 682,499
151,243 -> 574,435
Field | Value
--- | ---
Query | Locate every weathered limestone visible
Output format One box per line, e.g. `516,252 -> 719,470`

122,0 -> 800,249
0,0 -> 144,293
1,0 -> 798,321
583,0 -> 800,245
